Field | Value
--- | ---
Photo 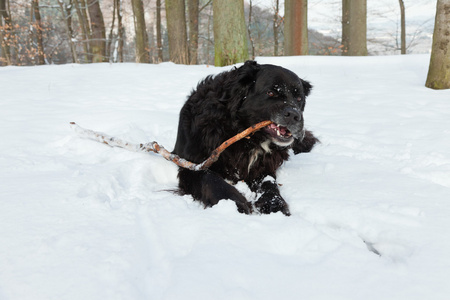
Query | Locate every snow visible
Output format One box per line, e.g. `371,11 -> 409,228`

1,55 -> 450,300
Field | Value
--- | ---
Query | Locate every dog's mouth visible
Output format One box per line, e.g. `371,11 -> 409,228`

264,123 -> 294,146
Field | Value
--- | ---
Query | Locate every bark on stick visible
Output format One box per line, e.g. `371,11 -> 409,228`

70,121 -> 272,171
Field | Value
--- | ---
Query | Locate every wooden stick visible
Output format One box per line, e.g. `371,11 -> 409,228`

70,120 -> 272,171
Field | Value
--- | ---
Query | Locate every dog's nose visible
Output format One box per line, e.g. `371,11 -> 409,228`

283,107 -> 301,125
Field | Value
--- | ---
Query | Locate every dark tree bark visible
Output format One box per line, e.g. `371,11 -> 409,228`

73,0 -> 90,62
107,0 -> 116,61
166,0 -> 189,64
31,0 -> 45,64
156,0 -> 163,62
284,0 -> 308,55
116,0 -> 124,63
425,0 -> 450,89
247,0 -> 255,60
342,0 -> 367,56
273,0 -> 280,56
399,0 -> 406,54
187,0 -> 199,64
213,0 -> 248,66
58,0 -> 78,63
131,0 -> 150,63
87,0 -> 107,62
80,0 -> 91,41
0,0 -> 13,65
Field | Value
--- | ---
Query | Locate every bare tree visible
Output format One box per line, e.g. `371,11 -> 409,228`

73,0 -> 91,62
58,0 -> 78,63
399,0 -> 406,54
106,0 -> 117,61
213,0 -> 248,66
87,0 -> 107,62
425,0 -> 450,89
0,0 -> 13,65
273,0 -> 280,56
284,0 -> 308,55
342,0 -> 367,56
106,0 -> 124,63
368,2 -> 433,55
166,0 -> 189,64
116,0 -> 124,63
187,0 -> 199,64
79,0 -> 91,42
199,1 -> 214,65
30,0 -> 45,64
156,0 -> 163,62
247,0 -> 255,59
131,0 -> 150,63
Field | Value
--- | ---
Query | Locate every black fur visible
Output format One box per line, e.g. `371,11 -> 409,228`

173,61 -> 318,215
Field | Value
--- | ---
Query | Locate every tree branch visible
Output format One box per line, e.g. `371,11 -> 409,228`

199,0 -> 212,13
70,120 -> 273,171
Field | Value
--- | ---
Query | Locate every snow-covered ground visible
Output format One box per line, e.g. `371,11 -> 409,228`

1,55 -> 450,300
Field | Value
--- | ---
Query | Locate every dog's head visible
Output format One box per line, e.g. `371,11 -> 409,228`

233,61 -> 312,147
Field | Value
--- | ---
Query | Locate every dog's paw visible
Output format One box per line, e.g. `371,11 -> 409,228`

255,194 -> 290,216
236,201 -> 254,215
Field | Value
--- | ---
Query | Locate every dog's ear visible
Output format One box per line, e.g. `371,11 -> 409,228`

228,60 -> 260,100
301,79 -> 312,97
228,61 -> 260,122
236,60 -> 260,86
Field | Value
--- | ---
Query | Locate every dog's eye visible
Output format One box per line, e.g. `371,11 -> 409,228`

267,91 -> 275,97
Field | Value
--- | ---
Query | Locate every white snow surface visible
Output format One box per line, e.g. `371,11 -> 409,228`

1,55 -> 450,300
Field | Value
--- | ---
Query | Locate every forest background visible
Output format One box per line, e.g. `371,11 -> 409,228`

0,0 -> 438,67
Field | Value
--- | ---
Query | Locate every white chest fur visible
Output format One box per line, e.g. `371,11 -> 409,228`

248,140 -> 272,172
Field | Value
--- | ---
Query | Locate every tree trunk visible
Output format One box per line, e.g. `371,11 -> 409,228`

156,0 -> 163,62
284,0 -> 308,56
31,0 -> 45,64
131,0 -> 150,63
273,0 -> 280,56
247,0 -> 255,60
187,0 -> 199,64
399,0 -> 406,54
58,1 -> 78,63
206,5 -> 212,64
166,0 -> 189,64
342,0 -> 367,56
116,0 -> 124,63
80,0 -> 92,61
0,0 -> 13,65
87,0 -> 107,62
80,0 -> 91,41
0,11 -> 5,65
425,0 -> 450,90
213,0 -> 248,66
107,0 -> 116,62
73,0 -> 90,62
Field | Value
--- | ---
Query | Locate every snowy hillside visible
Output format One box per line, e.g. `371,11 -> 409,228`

1,55 -> 450,300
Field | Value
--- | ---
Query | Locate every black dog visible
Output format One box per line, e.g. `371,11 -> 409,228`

173,61 -> 318,216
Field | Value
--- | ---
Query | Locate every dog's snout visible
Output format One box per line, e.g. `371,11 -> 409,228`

283,107 -> 301,124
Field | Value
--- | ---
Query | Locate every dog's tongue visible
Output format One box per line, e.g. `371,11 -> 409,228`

268,123 -> 288,136
278,126 -> 287,135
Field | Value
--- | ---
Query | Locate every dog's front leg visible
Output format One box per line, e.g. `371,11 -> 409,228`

250,176 -> 291,216
178,168 -> 253,214
292,130 -> 319,154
